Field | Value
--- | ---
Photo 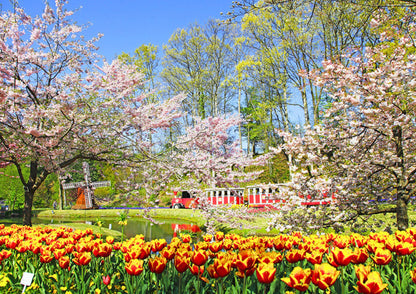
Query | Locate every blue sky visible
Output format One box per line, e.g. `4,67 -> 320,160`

2,0 -> 233,60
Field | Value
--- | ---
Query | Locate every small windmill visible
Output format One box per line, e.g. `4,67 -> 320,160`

62,162 -> 110,209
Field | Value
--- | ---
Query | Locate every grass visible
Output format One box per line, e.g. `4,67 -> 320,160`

37,208 -> 204,225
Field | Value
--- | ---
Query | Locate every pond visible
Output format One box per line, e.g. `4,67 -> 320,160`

26,217 -> 202,243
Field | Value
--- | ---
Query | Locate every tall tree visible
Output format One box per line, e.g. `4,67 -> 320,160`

119,43 -> 160,93
235,0 -> 383,127
119,44 -> 162,148
0,1 -> 183,225
162,20 -> 240,124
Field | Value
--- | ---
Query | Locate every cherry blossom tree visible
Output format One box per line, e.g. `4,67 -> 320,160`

172,116 -> 264,190
275,11 -> 416,232
0,1 -> 183,225
133,115 -> 270,232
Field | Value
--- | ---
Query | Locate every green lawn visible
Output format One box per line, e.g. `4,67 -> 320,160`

37,208 -> 204,224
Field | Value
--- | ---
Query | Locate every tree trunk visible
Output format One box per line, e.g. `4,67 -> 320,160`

301,87 -> 311,127
59,182 -> 64,210
396,194 -> 408,231
283,87 -> 289,132
393,125 -> 408,230
238,83 -> 242,150
23,189 -> 34,226
20,160 -> 48,226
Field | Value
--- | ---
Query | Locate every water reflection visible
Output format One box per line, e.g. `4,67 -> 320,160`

171,223 -> 201,238
32,217 -> 201,242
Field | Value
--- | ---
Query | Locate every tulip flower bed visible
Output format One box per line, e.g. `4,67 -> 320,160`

1,225 -> 416,293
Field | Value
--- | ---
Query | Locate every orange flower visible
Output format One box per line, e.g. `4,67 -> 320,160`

209,241 -> 223,253
355,271 -> 387,294
149,256 -> 167,274
40,253 -> 53,264
5,238 -> 19,249
351,247 -> 369,264
298,242 -> 311,252
305,251 -> 324,265
407,228 -> 416,237
105,236 -> 114,244
191,249 -> 209,266
189,264 -> 204,276
0,250 -> 11,260
151,239 -> 167,252
285,249 -> 306,263
75,241 -> 91,253
30,242 -> 42,255
366,240 -> 384,254
385,236 -> 399,252
176,248 -> 191,258
355,264 -> 372,282
395,230 -> 413,243
284,238 -> 295,250
207,264 -> 219,279
59,256 -> 70,269
351,233 -> 368,247
235,265 -> 257,278
281,267 -> 312,292
256,263 -> 276,284
174,253 -> 190,273
328,247 -> 353,267
235,250 -> 257,272
124,244 -> 151,261
333,236 -> 349,249
73,252 -> 92,266
16,243 -> 29,253
215,231 -> 224,241
53,249 -> 66,260
258,251 -> 283,264
371,248 -> 392,266
65,244 -> 74,255
273,238 -> 285,251
311,263 -> 340,290
221,239 -> 232,250
180,234 -> 191,243
113,242 -> 122,251
194,241 -> 208,251
179,243 -> 192,252
410,268 -> 416,284
138,243 -> 151,259
395,242 -> 415,256
292,231 -> 303,238
203,234 -> 213,242
369,232 -> 389,244
125,259 -> 144,276
214,258 -> 232,277
161,247 -> 175,260
93,243 -> 112,258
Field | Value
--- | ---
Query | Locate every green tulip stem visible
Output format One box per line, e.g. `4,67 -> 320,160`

397,255 -> 401,289
218,277 -> 224,294
178,272 -> 182,294
243,273 -> 247,294
341,266 -> 346,294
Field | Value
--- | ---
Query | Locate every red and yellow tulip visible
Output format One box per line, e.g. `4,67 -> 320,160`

311,263 -> 340,290
281,267 -> 312,292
